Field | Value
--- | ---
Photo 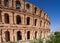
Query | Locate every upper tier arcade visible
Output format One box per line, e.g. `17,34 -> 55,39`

0,0 -> 50,29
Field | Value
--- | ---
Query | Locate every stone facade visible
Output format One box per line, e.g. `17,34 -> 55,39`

0,0 -> 50,42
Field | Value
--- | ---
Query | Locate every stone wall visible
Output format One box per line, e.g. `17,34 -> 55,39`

0,0 -> 50,43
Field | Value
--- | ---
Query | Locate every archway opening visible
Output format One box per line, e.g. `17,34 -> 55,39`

35,31 -> 37,39
4,0 -> 9,7
40,10 -> 42,17
35,19 -> 37,26
35,7 -> 37,13
4,13 -> 9,24
27,17 -> 30,25
26,4 -> 30,9
17,31 -> 22,40
27,31 -> 30,39
5,31 -> 10,42
16,0 -> 21,9
16,15 -> 21,24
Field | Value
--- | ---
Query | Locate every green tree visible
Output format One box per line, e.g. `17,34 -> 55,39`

30,38 -> 43,43
46,32 -> 60,43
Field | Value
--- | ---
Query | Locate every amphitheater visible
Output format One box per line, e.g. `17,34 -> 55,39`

0,0 -> 50,43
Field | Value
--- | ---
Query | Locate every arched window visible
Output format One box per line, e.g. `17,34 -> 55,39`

4,13 -> 9,24
40,10 -> 42,17
34,19 -> 37,26
35,7 -> 37,13
26,4 -> 30,9
0,10 -> 2,22
27,17 -> 30,25
4,0 -> 9,7
16,15 -> 21,24
5,31 -> 10,42
17,31 -> 22,40
35,31 -> 37,39
40,21 -> 42,27
16,0 -> 21,9
27,31 -> 30,39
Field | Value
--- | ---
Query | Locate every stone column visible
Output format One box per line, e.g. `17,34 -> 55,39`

9,30 -> 14,41
1,0 -> 4,7
14,13 -> 16,24
14,30 -> 17,41
21,0 -> 25,11
13,0 -> 16,9
21,15 -> 25,25
30,17 -> 34,26
22,30 -> 25,40
1,12 -> 5,24
41,31 -> 44,38
30,30 -> 34,40
30,4 -> 34,14
37,19 -> 40,28
37,30 -> 40,39
9,0 -> 12,8
2,30 -> 6,42
10,13 -> 13,25
42,20 -> 44,28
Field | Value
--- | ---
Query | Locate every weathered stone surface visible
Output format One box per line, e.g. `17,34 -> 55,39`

0,0 -> 50,43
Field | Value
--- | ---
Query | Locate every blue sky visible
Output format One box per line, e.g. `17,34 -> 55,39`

26,0 -> 60,32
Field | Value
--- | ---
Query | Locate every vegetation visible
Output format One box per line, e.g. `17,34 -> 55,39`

30,38 -> 43,43
31,32 -> 60,43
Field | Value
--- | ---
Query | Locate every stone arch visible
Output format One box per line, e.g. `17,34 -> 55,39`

35,7 -> 37,13
5,31 -> 10,42
27,31 -> 30,39
16,15 -> 21,24
35,31 -> 37,39
34,19 -> 37,26
4,0 -> 9,7
17,31 -> 22,40
0,10 -> 2,22
26,4 -> 30,9
40,10 -> 42,17
4,13 -> 9,24
16,0 -> 21,9
26,17 -> 30,25
40,20 -> 42,27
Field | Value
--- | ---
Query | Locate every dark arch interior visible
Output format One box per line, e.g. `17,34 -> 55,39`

27,31 -> 30,39
26,4 -> 30,9
5,31 -> 10,42
35,19 -> 37,26
16,15 -> 21,24
16,0 -> 21,9
35,31 -> 37,39
40,21 -> 42,27
4,13 -> 9,24
4,0 -> 9,7
40,10 -> 42,16
35,7 -> 37,13
27,17 -> 30,25
17,31 -> 22,40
